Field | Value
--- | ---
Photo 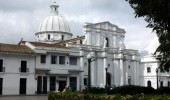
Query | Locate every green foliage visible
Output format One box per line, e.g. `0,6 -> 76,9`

82,85 -> 156,95
89,87 -> 106,94
126,0 -> 170,71
157,87 -> 170,94
48,92 -> 170,100
108,85 -> 155,95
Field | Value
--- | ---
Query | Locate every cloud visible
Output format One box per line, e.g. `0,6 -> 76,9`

0,0 -> 159,54
139,50 -> 149,57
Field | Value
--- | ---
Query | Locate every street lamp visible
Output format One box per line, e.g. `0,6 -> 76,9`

105,64 -> 110,94
156,68 -> 159,89
87,53 -> 95,92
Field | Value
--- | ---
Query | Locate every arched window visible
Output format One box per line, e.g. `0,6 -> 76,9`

147,80 -> 152,87
105,37 -> 109,47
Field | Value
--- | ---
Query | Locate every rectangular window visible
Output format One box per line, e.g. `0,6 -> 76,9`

69,57 -> 77,65
59,56 -> 65,65
51,55 -> 57,64
41,55 -> 46,64
147,67 -> 151,73
69,77 -> 77,91
0,59 -> 3,72
21,61 -> 27,72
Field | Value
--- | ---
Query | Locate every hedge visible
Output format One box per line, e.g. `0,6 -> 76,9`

48,92 -> 170,100
108,85 -> 156,95
83,85 -> 156,95
157,87 -> 170,94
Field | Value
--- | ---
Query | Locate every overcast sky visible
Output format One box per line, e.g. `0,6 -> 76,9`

0,0 -> 159,56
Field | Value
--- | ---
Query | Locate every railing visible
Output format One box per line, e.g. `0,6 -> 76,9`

19,68 -> 29,73
0,67 -> 5,72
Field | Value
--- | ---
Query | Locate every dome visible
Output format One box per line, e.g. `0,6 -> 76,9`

35,1 -> 72,43
37,15 -> 71,33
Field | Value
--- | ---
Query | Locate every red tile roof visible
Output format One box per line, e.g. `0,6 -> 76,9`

56,36 -> 85,44
0,43 -> 34,54
29,42 -> 68,49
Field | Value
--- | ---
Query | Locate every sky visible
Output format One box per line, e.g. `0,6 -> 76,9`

0,0 -> 159,56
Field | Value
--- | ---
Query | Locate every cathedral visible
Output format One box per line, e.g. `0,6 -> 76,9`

0,1 -> 169,95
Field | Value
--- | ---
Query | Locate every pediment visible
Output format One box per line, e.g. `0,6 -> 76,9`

84,21 -> 125,33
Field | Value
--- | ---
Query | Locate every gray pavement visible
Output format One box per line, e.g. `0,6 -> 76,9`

0,95 -> 48,100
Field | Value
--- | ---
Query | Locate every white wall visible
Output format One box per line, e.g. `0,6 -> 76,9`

0,54 -> 36,95
140,56 -> 170,89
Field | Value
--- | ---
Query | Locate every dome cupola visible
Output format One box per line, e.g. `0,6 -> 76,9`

35,1 -> 72,43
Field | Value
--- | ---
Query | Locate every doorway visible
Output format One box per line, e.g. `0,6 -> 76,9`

58,81 -> 66,92
20,78 -> 27,94
43,76 -> 47,94
37,76 -> 47,94
107,73 -> 111,87
70,77 -> 77,91
0,78 -> 3,95
50,77 -> 56,91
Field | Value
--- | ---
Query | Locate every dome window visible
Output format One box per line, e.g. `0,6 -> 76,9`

48,34 -> 51,40
62,35 -> 64,40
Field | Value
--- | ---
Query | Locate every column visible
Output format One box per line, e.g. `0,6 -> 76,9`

133,61 -> 137,85
125,60 -> 129,85
47,76 -> 49,92
80,57 -> 84,90
80,50 -> 84,90
77,76 -> 80,91
113,35 -> 117,48
136,61 -> 139,85
120,59 -> 124,85
66,76 -> 70,88
103,57 -> 107,87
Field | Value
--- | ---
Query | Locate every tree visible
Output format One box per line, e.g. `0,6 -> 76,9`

126,0 -> 170,71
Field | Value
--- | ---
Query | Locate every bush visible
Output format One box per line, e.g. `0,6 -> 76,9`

89,87 -> 106,94
157,87 -> 170,94
108,85 -> 156,95
48,92 -> 170,100
82,85 -> 156,95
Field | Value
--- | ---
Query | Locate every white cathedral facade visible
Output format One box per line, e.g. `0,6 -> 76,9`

0,1 -> 169,95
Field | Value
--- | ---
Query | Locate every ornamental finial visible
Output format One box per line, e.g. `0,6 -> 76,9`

50,0 -> 59,15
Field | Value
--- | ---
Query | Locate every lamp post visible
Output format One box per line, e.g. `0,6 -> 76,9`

156,68 -> 159,89
87,53 -> 95,93
105,64 -> 110,94
87,59 -> 91,92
